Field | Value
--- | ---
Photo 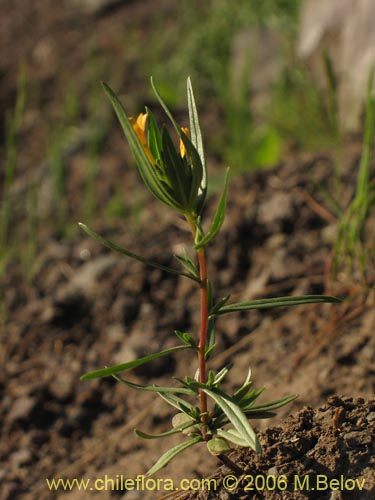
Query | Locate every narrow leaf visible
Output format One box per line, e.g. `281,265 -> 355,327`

78,222 -> 199,282
209,294 -> 231,316
217,428 -> 253,447
80,345 -> 190,380
145,107 -> 162,162
195,167 -> 230,249
161,126 -> 189,207
187,76 -> 206,193
179,129 -> 204,208
101,82 -> 181,211
173,249 -> 199,278
213,363 -> 233,385
174,330 -> 196,347
202,386 -> 262,453
233,368 -> 252,399
244,394 -> 298,413
237,388 -> 265,409
146,436 -> 201,476
113,375 -> 195,395
205,320 -> 216,359
242,411 -> 277,419
158,392 -> 194,414
215,294 -> 341,315
135,421 -> 193,440
150,77 -> 180,134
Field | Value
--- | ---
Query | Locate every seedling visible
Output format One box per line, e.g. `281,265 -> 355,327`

79,78 -> 339,475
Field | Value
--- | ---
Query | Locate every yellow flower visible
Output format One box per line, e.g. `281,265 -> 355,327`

129,113 -> 155,163
179,127 -> 190,158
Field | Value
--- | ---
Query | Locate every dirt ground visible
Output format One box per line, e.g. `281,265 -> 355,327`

1,2 -> 374,500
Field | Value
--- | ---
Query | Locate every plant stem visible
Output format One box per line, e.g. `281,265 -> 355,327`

186,215 -> 209,440
197,247 -> 209,437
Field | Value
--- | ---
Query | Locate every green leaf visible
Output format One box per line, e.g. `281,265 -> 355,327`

113,375 -> 195,395
242,411 -> 277,419
202,386 -> 262,453
172,413 -> 195,428
161,126 -> 189,208
135,421 -> 194,440
207,371 -> 215,385
233,368 -> 252,399
213,364 -> 233,385
80,345 -> 190,380
145,436 -> 201,476
174,330 -> 196,347
101,82 -> 182,212
158,392 -> 194,414
215,294 -> 341,315
205,322 -> 216,359
195,167 -> 230,249
207,436 -> 231,455
145,107 -> 162,162
78,222 -> 199,282
244,394 -> 298,413
173,249 -> 199,278
217,428 -> 253,447
151,77 -> 181,134
179,129 -> 204,209
187,76 -> 207,214
237,388 -> 265,409
209,294 -> 231,316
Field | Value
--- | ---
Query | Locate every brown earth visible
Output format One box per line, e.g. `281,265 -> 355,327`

1,2 -> 374,500
2,148 -> 375,500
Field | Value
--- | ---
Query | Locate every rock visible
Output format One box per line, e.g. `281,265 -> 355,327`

298,0 -> 375,131
258,191 -> 293,226
49,372 -> 75,401
10,448 -> 33,467
267,466 -> 279,476
231,26 -> 284,110
7,397 -> 37,425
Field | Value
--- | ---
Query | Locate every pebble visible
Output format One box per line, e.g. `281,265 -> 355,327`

10,449 -> 33,467
267,466 -> 279,476
343,431 -> 364,447
7,397 -> 36,424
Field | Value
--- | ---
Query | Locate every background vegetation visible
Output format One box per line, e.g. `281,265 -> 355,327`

0,0 -> 373,287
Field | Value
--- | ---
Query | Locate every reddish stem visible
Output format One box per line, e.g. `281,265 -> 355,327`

186,216 -> 209,440
197,247 -> 209,436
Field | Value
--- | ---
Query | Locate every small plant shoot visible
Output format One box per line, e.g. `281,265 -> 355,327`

79,78 -> 340,476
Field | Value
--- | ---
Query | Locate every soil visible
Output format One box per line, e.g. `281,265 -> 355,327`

1,2 -> 374,500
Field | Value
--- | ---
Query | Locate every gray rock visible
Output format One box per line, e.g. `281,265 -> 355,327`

10,448 -> 33,467
298,0 -> 375,131
7,396 -> 36,424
